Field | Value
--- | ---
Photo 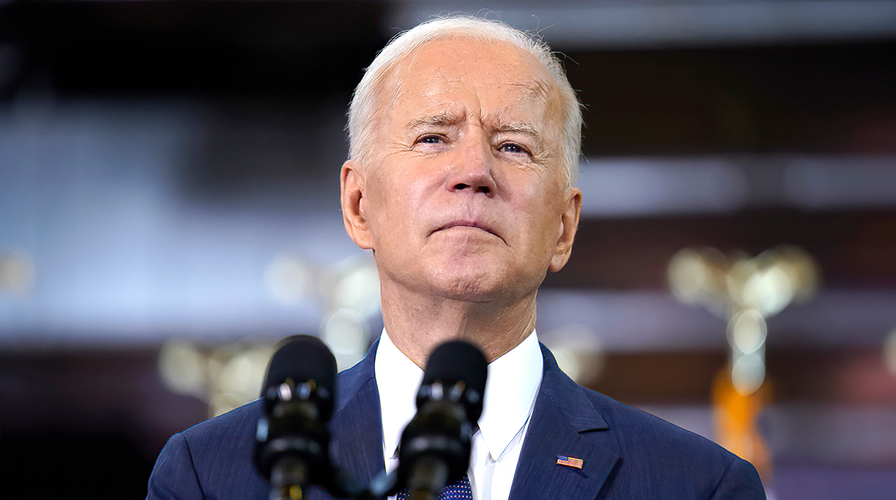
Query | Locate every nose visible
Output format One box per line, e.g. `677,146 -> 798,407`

445,134 -> 497,196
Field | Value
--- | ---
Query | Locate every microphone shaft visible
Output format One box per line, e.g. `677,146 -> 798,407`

406,454 -> 449,500
269,455 -> 308,500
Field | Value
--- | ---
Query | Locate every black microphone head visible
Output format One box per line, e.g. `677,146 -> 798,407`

394,340 -> 488,495
255,335 -> 338,486
419,340 -> 488,421
262,334 -> 337,419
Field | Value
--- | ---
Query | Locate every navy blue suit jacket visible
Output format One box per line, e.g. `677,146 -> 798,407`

146,342 -> 765,499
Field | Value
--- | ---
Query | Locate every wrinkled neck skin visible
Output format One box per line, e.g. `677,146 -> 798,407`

380,284 -> 537,367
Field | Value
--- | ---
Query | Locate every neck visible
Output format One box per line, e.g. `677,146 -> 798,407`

380,286 -> 537,367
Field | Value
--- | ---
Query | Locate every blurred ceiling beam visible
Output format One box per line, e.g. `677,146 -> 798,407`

579,345 -> 896,406
391,1 -> 896,48
550,209 -> 896,289
578,155 -> 896,216
537,289 -> 896,351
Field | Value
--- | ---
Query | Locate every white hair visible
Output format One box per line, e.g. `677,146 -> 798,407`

347,15 -> 583,187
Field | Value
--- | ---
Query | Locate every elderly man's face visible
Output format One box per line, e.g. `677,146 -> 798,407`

342,37 -> 580,303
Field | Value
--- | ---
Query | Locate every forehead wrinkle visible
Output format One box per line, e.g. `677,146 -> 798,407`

482,80 -> 552,121
509,79 -> 549,98
482,97 -> 549,135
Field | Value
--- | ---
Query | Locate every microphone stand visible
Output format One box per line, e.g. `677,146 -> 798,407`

269,455 -> 308,500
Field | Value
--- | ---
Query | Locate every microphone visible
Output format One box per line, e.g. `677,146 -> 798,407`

254,335 -> 337,500
392,340 -> 488,499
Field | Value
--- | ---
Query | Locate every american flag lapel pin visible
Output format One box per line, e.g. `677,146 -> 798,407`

556,455 -> 584,469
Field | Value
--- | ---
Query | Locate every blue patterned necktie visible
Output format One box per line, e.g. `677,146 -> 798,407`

395,474 -> 473,500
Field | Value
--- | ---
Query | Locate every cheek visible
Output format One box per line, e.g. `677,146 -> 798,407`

506,174 -> 560,214
513,186 -> 565,242
362,177 -> 399,240
365,172 -> 427,237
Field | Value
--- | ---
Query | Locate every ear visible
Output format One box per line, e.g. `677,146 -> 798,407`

549,188 -> 582,273
341,160 -> 374,250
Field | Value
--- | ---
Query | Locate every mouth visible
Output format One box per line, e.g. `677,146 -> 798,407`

433,220 -> 504,242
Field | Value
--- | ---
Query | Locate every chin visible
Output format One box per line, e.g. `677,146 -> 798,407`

429,267 -> 502,302
439,282 -> 498,302
421,256 -> 542,302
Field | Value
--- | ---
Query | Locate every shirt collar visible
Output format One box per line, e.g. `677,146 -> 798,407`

375,330 -> 424,468
374,329 -> 543,465
478,330 -> 542,461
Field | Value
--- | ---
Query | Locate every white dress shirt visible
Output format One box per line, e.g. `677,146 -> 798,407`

374,329 -> 543,500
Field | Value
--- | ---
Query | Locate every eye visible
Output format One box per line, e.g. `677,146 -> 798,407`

417,135 -> 444,145
498,142 -> 529,155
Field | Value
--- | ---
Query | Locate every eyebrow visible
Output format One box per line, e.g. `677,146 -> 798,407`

493,122 -> 539,137
406,112 -> 463,131
490,121 -> 546,149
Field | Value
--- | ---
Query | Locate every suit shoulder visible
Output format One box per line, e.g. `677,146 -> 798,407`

148,400 -> 268,500
181,398 -> 264,447
580,385 -> 738,464
178,400 -> 268,498
577,386 -> 765,497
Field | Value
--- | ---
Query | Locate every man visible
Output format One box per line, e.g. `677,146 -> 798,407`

146,15 -> 766,500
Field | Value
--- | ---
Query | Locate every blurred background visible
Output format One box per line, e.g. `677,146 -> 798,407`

1,1 -> 895,498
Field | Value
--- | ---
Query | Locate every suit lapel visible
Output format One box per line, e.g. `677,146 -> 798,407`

327,341 -> 386,495
508,345 -> 620,500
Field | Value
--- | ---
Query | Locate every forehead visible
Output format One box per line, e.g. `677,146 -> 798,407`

382,37 -> 561,129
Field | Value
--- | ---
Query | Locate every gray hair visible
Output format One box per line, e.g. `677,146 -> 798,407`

347,15 -> 583,187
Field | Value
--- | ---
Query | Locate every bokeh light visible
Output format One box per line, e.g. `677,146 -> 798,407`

885,329 -> 896,378
264,254 -> 314,307
158,340 -> 208,400
731,351 -> 766,396
0,250 -> 34,295
668,247 -> 729,318
544,324 -> 604,384
321,308 -> 370,371
330,257 -> 380,318
728,308 -> 767,356
158,338 -> 277,417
